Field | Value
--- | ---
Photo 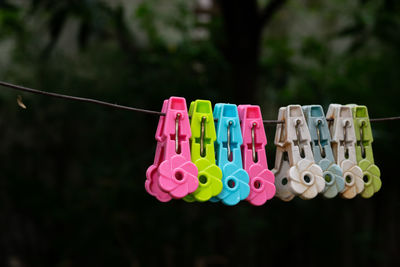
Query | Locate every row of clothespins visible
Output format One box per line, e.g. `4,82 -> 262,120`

145,97 -> 381,206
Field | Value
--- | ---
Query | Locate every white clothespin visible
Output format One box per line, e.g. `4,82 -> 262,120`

272,105 -> 325,201
326,104 -> 364,199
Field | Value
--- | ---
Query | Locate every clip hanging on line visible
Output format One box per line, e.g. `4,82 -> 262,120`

303,105 -> 345,198
348,105 -> 381,198
184,100 -> 223,202
239,105 -> 275,206
272,105 -> 324,201
145,97 -> 198,202
211,104 -> 250,206
326,104 -> 364,199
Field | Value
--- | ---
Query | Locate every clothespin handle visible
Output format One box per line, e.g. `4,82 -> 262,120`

183,100 -> 223,202
189,100 -> 217,162
213,103 -> 250,206
214,103 -> 243,167
239,104 -> 275,206
238,105 -> 268,167
162,97 -> 192,160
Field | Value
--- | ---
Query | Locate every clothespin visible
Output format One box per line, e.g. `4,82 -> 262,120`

272,105 -> 324,201
326,104 -> 364,199
210,103 -> 250,206
183,100 -> 223,202
145,97 -> 199,202
303,105 -> 345,198
348,104 -> 381,198
238,105 -> 275,206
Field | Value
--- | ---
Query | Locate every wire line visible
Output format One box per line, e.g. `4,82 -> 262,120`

1,80 -> 399,124
0,81 -> 164,116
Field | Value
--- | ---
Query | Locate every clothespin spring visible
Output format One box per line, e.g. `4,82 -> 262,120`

200,116 -> 206,157
295,120 -> 305,158
251,122 -> 258,163
227,121 -> 233,161
343,120 -> 350,159
316,120 -> 326,158
175,113 -> 181,153
359,121 -> 366,158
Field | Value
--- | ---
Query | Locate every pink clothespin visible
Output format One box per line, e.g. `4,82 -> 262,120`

239,105 -> 276,206
145,97 -> 199,202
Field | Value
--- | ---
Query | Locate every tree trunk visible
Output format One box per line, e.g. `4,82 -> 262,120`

217,0 -> 262,104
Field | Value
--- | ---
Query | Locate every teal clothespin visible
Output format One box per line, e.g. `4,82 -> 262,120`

210,103 -> 250,205
303,105 -> 345,198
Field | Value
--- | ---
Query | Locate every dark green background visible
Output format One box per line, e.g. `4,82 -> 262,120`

0,0 -> 399,266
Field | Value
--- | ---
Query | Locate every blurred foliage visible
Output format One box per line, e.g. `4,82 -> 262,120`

0,0 -> 399,266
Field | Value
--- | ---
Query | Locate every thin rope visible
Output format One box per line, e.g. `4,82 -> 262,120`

0,81 -> 164,116
1,80 -> 399,124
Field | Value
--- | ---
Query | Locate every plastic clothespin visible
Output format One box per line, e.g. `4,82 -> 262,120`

303,105 -> 345,198
348,104 -> 381,198
145,97 -> 199,202
326,104 -> 364,199
238,105 -> 275,206
183,100 -> 223,202
272,105 -> 325,201
210,103 -> 250,206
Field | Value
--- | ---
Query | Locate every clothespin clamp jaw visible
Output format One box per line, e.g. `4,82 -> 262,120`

326,104 -> 364,199
303,105 -> 345,198
145,97 -> 199,202
183,100 -> 223,202
348,104 -> 381,198
238,105 -> 275,206
211,103 -> 250,206
272,105 -> 324,201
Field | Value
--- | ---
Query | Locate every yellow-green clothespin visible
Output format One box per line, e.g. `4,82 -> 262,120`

184,100 -> 223,202
348,104 -> 381,198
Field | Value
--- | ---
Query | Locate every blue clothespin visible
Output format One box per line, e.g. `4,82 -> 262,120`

210,103 -> 250,205
303,105 -> 345,198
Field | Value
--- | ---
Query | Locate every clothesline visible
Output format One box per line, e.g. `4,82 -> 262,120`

1,80 -> 399,124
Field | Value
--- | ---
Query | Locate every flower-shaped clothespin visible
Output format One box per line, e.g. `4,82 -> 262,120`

340,160 -> 364,199
317,159 -> 344,198
238,104 -> 275,206
303,105 -> 345,198
183,100 -> 223,202
158,155 -> 199,198
216,163 -> 250,205
358,159 -> 381,198
247,164 -> 276,205
272,105 -> 325,201
145,97 -> 199,202
212,103 -> 250,205
348,104 -> 382,198
326,104 -> 364,199
288,159 -> 325,199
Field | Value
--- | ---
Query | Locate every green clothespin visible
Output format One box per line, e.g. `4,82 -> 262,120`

348,105 -> 382,198
183,100 -> 223,202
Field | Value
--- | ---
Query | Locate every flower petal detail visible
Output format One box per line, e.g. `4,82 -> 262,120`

221,190 -> 241,206
359,159 -> 381,198
216,163 -> 250,205
340,160 -> 364,199
158,156 -> 199,198
145,164 -> 172,202
300,183 -> 319,199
